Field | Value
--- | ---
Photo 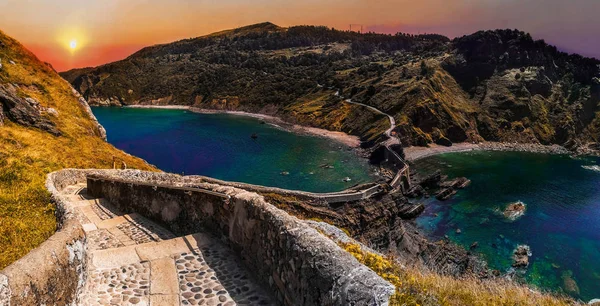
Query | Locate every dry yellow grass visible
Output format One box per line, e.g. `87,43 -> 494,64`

0,30 -> 156,269
342,243 -> 577,306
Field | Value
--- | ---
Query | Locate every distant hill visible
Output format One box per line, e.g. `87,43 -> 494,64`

62,22 -> 600,152
0,30 -> 155,268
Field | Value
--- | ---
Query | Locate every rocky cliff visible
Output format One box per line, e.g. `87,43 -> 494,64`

0,30 -> 155,269
62,23 -> 600,152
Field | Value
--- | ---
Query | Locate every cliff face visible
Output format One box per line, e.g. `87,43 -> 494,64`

443,30 -> 600,149
62,23 -> 600,151
0,30 -> 155,269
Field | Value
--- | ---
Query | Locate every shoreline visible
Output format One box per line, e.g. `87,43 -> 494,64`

404,142 -> 570,162
123,105 -> 361,148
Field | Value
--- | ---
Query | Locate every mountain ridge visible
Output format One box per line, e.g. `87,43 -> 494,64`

61,23 -> 600,152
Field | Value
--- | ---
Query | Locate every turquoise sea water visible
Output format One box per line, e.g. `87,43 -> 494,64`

92,107 -> 375,193
414,151 -> 600,300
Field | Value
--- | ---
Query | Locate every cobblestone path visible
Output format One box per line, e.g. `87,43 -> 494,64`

61,183 -> 277,306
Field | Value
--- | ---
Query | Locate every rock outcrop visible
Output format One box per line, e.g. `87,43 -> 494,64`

0,83 -> 61,136
504,201 -> 526,220
512,245 -> 531,268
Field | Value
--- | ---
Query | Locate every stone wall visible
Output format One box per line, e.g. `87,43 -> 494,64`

0,169 -> 91,306
86,171 -> 395,306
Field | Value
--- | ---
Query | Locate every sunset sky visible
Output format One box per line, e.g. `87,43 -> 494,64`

1,0 -> 598,72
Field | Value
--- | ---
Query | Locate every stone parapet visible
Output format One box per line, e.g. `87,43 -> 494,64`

0,169 -> 94,306
86,170 -> 395,305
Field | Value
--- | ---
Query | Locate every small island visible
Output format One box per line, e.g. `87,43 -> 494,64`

503,201 -> 526,220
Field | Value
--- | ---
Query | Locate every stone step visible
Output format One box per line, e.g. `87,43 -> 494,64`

86,214 -> 176,250
60,183 -> 278,306
82,233 -> 276,306
72,194 -> 176,250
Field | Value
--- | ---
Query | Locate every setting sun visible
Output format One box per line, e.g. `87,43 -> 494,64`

56,26 -> 87,55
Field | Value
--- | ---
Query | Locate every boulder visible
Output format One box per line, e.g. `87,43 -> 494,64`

46,108 -> 59,116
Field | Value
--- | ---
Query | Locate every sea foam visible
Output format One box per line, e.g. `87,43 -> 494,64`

582,165 -> 600,172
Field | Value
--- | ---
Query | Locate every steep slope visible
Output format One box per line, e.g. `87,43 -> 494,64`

63,24 -> 600,152
0,30 -> 155,269
443,30 -> 600,149
62,23 -> 450,145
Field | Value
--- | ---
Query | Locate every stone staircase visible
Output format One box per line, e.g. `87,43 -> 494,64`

61,183 -> 276,306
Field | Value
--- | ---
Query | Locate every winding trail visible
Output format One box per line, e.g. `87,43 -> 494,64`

344,99 -> 399,146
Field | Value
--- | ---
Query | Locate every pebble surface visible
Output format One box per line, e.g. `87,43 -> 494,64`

81,262 -> 150,306
88,229 -> 125,251
67,183 -> 277,306
175,248 -> 275,306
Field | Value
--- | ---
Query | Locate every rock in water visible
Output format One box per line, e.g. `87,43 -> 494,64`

588,298 -> 600,306
561,270 -> 580,295
436,187 -> 457,200
251,133 -> 258,139
504,201 -> 526,220
512,245 -> 531,268
418,170 -> 442,188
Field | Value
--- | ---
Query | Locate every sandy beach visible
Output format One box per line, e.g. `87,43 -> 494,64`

123,105 -> 361,147
404,142 -> 570,161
